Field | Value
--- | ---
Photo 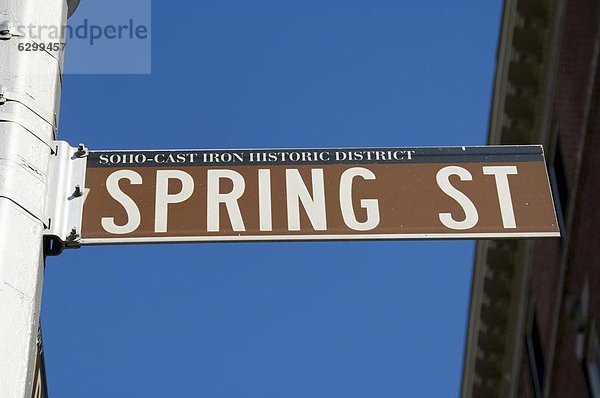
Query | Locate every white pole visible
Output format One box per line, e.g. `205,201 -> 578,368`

0,0 -> 78,396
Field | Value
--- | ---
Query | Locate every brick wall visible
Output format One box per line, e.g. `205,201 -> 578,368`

522,0 -> 600,396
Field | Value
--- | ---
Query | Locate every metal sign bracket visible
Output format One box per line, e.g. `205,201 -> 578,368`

43,141 -> 88,256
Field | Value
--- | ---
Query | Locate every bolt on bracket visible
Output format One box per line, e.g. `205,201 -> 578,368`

0,21 -> 14,40
44,141 -> 88,255
0,87 -> 7,105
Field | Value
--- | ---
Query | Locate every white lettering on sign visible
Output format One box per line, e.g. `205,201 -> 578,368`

286,169 -> 327,231
101,170 -> 143,234
483,166 -> 518,228
154,153 -> 199,164
99,153 -> 201,166
155,170 -> 195,233
436,166 -> 479,230
207,170 -> 247,232
339,167 -> 380,231
258,169 -> 272,232
97,165 -> 523,235
436,165 -> 520,230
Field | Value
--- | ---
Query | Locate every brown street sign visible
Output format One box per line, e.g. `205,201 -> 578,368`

78,145 -> 560,244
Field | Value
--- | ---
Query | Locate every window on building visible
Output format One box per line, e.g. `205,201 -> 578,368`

526,313 -> 545,398
585,323 -> 600,398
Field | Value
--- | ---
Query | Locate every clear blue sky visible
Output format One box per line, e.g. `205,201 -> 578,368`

44,1 -> 502,396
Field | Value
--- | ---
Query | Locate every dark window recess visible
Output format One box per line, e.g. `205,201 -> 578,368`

583,322 -> 600,398
526,313 -> 545,398
551,137 -> 569,229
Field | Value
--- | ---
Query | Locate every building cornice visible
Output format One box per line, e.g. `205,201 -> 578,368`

461,0 -> 563,396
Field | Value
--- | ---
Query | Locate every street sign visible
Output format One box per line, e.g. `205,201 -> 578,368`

75,145 -> 559,245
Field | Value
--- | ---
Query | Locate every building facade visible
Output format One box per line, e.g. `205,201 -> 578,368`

461,0 -> 600,397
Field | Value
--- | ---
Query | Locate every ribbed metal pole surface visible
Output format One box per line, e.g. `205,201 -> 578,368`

0,1 -> 68,396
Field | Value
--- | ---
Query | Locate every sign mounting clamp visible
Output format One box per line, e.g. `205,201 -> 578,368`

43,141 -> 88,255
